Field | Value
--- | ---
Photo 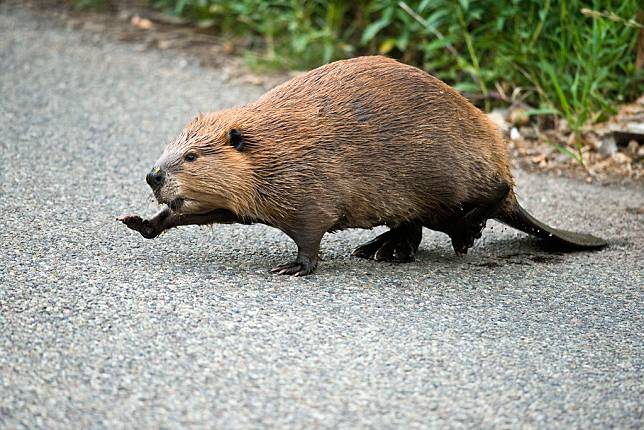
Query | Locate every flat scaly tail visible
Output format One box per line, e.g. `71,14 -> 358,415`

497,203 -> 608,249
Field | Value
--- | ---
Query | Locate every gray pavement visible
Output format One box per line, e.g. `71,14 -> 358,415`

1,4 -> 642,429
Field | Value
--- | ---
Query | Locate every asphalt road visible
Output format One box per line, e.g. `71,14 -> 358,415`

1,4 -> 642,429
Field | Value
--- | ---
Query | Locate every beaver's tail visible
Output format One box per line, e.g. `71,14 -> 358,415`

496,202 -> 607,250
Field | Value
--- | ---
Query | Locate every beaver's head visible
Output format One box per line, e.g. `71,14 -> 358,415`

146,112 -> 256,216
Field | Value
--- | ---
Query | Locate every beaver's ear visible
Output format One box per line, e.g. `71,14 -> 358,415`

228,129 -> 244,151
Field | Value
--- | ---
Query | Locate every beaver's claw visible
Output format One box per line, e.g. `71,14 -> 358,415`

117,214 -> 158,239
271,256 -> 318,276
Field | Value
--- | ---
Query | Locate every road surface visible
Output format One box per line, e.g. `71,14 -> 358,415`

1,4 -> 642,429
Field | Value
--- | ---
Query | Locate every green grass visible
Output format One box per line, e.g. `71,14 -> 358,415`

70,0 -> 111,10
75,0 -> 643,161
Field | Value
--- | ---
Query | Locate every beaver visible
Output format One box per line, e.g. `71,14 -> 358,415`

118,55 -> 606,276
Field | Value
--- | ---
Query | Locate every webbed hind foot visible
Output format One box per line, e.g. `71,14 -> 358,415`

444,181 -> 510,255
352,223 -> 422,262
448,220 -> 486,255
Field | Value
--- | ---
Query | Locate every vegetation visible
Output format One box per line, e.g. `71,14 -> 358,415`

77,0 -> 643,161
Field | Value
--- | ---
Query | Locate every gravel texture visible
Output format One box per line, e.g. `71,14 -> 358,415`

1,4 -> 642,429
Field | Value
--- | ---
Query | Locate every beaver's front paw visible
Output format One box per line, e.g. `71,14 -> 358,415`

117,214 -> 158,239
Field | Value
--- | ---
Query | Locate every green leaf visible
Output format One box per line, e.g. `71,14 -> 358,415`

422,37 -> 453,53
552,142 -> 581,162
452,81 -> 479,92
525,107 -> 559,116
542,61 -> 571,119
361,20 -> 390,44
360,8 -> 393,44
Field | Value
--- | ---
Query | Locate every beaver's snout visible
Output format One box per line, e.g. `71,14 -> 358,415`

146,166 -> 165,191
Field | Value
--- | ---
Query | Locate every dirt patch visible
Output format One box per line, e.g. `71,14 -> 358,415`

496,98 -> 643,185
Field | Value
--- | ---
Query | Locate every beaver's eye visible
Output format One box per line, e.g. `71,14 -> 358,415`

184,153 -> 197,162
229,129 -> 244,151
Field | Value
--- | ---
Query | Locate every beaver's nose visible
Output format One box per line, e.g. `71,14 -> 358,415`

146,167 -> 165,190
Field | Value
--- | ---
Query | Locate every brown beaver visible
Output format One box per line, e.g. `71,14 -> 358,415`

118,56 -> 606,276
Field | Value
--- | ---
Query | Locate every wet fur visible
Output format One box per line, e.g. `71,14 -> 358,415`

164,57 -> 515,229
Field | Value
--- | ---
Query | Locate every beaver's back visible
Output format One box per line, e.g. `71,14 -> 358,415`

240,56 -> 513,229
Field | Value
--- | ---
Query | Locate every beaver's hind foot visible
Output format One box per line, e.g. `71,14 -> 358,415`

441,181 -> 511,255
352,223 -> 422,262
